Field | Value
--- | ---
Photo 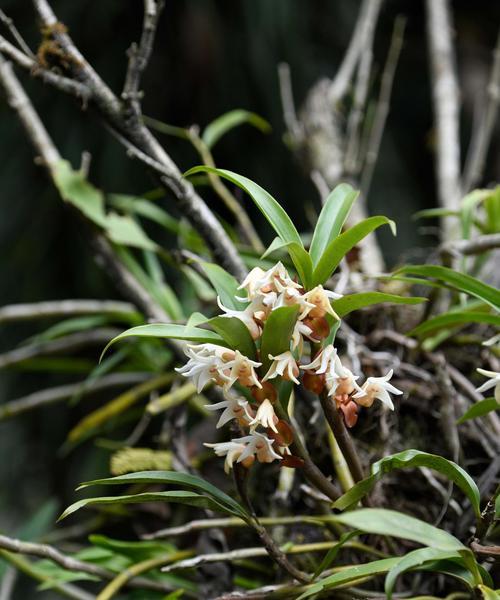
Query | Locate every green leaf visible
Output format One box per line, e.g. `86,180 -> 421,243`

413,208 -> 460,220
105,213 -> 158,251
53,160 -> 107,227
309,184 -> 359,267
259,305 -> 300,374
59,490 -> 232,521
395,265 -> 500,310
385,548 -> 462,599
457,398 -> 499,424
333,450 -> 481,517
408,311 -> 500,338
478,585 -> 500,600
201,109 -> 271,149
100,323 -> 227,361
332,508 -> 465,551
200,262 -> 247,310
76,470 -> 249,519
313,216 -> 395,286
313,530 -> 361,580
461,189 -> 493,240
207,316 -> 257,360
108,194 -> 180,234
296,558 -> 400,600
331,292 -> 426,318
184,167 -> 302,246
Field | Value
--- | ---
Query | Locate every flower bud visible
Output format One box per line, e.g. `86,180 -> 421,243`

241,455 -> 255,469
339,400 -> 359,428
302,316 -> 330,341
268,419 -> 295,446
302,371 -> 325,394
280,454 -> 305,468
251,381 -> 277,404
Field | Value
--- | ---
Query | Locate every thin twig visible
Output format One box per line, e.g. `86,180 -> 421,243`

0,535 -> 178,595
360,16 -> 406,197
0,9 -> 35,58
463,30 -> 500,192
0,299 -> 137,323
277,62 -> 303,143
0,327 -> 120,369
328,0 -> 384,104
0,373 -> 151,422
344,0 -> 382,175
426,0 -> 462,241
440,232 -> 500,257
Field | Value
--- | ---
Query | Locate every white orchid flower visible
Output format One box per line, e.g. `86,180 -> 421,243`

205,393 -> 253,428
301,344 -> 338,375
274,286 -> 315,315
353,369 -> 403,410
249,399 -> 278,432
302,285 -> 341,320
233,431 -> 283,464
238,262 -> 300,300
224,350 -> 262,389
217,296 -> 261,339
476,368 -> 500,403
263,351 -> 300,384
175,343 -> 235,392
204,441 -> 247,473
291,319 -> 314,353
326,355 -> 363,398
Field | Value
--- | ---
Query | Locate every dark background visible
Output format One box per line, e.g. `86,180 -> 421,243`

0,0 -> 499,581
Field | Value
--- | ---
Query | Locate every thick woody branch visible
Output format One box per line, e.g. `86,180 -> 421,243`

426,0 -> 462,241
0,534 -> 177,595
31,0 -> 246,279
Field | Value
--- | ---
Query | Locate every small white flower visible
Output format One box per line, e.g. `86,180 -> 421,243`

353,369 -> 403,410
326,355 -> 363,398
263,351 -> 300,384
301,344 -> 338,375
476,368 -> 500,403
238,262 -> 300,300
225,350 -> 262,389
274,286 -> 315,314
217,296 -> 261,339
204,441 -> 246,473
233,431 -> 283,464
205,393 -> 253,428
176,343 -> 235,392
302,285 -> 341,320
249,399 -> 278,432
291,319 -> 314,352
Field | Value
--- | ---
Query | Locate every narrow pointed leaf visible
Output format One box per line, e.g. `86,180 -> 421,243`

313,530 -> 361,579
76,470 -> 249,519
259,305 -> 300,374
457,398 -> 499,424
395,265 -> 500,310
59,490 -> 231,521
261,238 -> 313,288
100,324 -> 227,361
207,316 -> 257,360
199,261 -> 247,310
332,508 -> 465,550
408,311 -> 500,338
309,184 -> 359,267
202,109 -> 271,149
313,216 -> 395,285
333,450 -> 481,517
331,292 -> 426,318
184,167 -> 303,246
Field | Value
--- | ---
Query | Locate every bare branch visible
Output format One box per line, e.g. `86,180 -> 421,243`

360,16 -> 406,197
344,0 -> 382,175
31,0 -> 246,279
277,62 -> 302,143
441,232 -> 500,257
426,0 -> 462,240
0,534 -> 177,595
0,299 -> 137,323
0,9 -> 35,58
463,30 -> 500,192
0,373 -> 151,422
328,0 -> 384,104
122,0 -> 165,111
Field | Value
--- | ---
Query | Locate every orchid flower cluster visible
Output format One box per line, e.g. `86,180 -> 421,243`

176,262 -> 403,473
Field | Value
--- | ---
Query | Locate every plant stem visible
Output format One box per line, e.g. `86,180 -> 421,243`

327,429 -> 355,492
319,391 -> 365,483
